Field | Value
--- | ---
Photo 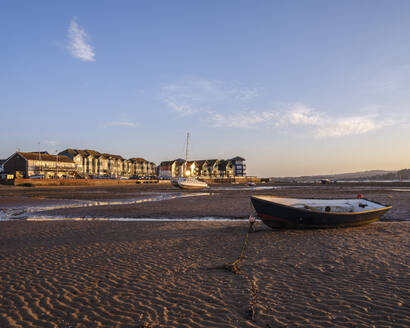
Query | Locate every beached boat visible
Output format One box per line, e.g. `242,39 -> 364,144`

173,132 -> 209,190
250,196 -> 391,229
176,177 -> 209,190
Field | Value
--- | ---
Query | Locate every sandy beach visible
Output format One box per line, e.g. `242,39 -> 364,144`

0,183 -> 409,327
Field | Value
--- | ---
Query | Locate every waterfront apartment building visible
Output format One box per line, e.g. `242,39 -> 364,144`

3,152 -> 77,178
158,156 -> 245,178
59,149 -> 156,178
2,149 -> 157,179
3,149 -> 243,180
230,156 -> 246,177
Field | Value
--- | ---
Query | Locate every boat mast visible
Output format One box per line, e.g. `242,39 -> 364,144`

38,142 -> 42,176
185,132 -> 189,162
184,132 -> 189,177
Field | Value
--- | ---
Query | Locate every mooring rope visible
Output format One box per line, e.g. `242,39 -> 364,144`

224,230 -> 249,273
224,200 -> 258,273
223,220 -> 259,321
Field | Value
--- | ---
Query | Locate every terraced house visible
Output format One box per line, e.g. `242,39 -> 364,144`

158,159 -> 185,177
158,157 -> 246,178
59,149 -> 156,178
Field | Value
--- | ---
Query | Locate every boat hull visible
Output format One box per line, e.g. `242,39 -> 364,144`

171,180 -> 180,187
177,183 -> 208,190
251,197 -> 391,229
173,177 -> 209,190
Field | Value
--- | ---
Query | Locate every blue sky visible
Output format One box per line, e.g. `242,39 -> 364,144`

1,1 -> 410,176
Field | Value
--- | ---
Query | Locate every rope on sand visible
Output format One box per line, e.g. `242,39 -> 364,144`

208,213 -> 259,321
223,219 -> 259,321
224,231 -> 249,274
224,213 -> 257,273
247,278 -> 258,321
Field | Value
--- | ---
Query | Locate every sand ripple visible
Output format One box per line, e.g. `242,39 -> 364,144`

0,221 -> 409,327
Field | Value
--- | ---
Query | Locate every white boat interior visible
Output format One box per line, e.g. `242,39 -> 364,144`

253,196 -> 387,213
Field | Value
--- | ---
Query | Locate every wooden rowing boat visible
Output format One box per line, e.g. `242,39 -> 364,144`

250,196 -> 391,229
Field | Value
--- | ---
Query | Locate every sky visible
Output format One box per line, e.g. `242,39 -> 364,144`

1,0 -> 410,177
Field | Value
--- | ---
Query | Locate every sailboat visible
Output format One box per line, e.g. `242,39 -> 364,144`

174,133 -> 209,190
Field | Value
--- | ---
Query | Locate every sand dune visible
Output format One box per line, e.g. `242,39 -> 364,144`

0,221 -> 408,327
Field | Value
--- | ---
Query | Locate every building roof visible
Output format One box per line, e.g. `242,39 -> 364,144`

159,161 -> 173,166
18,152 -> 74,163
101,153 -> 124,160
161,158 -> 231,167
129,157 -> 146,163
84,149 -> 101,157
29,151 -> 49,155
218,160 -> 230,170
60,149 -> 88,157
206,159 -> 219,166
230,156 -> 245,161
195,160 -> 207,166
61,149 -> 153,163
159,158 -> 186,167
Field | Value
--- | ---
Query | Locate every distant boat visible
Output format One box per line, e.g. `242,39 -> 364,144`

251,196 -> 391,229
176,177 -> 209,190
320,179 -> 332,184
174,132 -> 209,190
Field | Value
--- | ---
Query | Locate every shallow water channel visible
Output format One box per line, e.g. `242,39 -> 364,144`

0,192 -> 223,221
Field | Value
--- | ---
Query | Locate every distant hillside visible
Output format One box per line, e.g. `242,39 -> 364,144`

355,169 -> 410,181
271,169 -> 410,182
325,170 -> 394,180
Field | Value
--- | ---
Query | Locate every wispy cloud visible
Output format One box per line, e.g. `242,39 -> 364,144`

208,104 -> 388,137
160,78 -> 260,116
164,100 -> 196,116
207,104 -> 321,129
282,104 -> 322,126
104,121 -> 136,128
67,18 -> 95,62
160,77 -> 399,137
315,116 -> 381,137
230,87 -> 260,101
209,111 -> 278,128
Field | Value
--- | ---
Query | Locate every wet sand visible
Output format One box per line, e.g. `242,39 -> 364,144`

0,183 -> 409,327
0,182 -> 409,220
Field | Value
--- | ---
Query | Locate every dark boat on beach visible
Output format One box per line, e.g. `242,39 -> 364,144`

250,196 -> 392,229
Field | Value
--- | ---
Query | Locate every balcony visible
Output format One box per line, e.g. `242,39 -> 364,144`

29,166 -> 75,172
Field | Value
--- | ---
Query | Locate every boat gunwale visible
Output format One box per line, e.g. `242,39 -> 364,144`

251,195 -> 392,216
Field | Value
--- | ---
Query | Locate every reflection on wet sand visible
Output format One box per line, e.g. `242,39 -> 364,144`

0,192 -> 210,220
